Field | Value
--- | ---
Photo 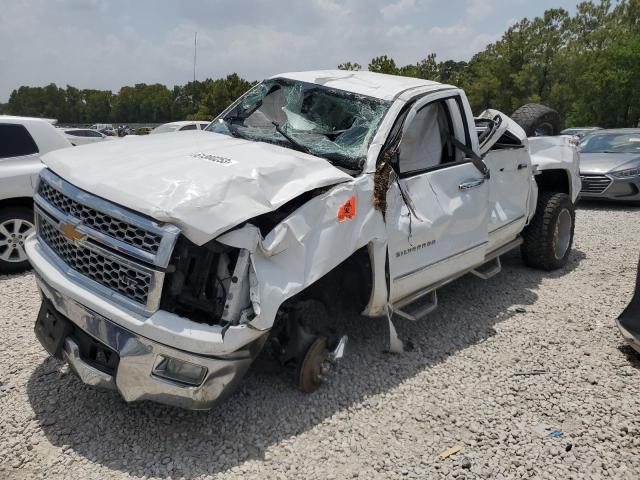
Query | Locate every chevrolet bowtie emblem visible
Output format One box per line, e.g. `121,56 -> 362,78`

59,222 -> 86,242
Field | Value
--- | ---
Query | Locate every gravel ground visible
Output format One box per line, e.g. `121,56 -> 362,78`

1,202 -> 640,480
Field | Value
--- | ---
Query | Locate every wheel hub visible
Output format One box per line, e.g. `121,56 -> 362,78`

553,209 -> 572,260
0,218 -> 34,263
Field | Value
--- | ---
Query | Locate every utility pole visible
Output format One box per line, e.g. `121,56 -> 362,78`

193,32 -> 197,83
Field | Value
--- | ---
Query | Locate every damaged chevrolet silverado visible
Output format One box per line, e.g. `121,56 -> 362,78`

26,70 -> 581,409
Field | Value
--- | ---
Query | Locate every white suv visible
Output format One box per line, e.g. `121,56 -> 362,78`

0,116 -> 71,273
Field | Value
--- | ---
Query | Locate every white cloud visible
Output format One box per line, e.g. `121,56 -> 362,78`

0,0 -> 578,100
380,0 -> 416,18
466,0 -> 497,20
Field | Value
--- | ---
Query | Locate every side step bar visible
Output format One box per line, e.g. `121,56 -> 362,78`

471,257 -> 501,280
391,237 -> 522,321
393,290 -> 438,322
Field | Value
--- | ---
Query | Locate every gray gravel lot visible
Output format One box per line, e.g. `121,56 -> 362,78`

1,203 -> 640,480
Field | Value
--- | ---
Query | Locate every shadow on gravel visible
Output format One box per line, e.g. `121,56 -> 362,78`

26,248 -> 585,478
617,345 -> 640,370
577,199 -> 640,212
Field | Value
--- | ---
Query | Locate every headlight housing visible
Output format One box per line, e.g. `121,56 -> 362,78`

611,167 -> 640,178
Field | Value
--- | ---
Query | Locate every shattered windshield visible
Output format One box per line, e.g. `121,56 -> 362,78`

206,78 -> 390,171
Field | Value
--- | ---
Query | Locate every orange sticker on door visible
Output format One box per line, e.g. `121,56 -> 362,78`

337,196 -> 356,222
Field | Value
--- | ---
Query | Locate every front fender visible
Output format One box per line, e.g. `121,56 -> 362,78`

528,136 -> 581,203
217,175 -> 387,330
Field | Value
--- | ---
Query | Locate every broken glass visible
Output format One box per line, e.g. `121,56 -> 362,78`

207,78 -> 390,171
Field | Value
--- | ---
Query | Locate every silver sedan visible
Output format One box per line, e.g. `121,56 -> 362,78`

579,129 -> 640,202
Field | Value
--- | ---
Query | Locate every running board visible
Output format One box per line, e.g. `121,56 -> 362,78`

392,290 -> 438,322
389,236 -> 523,322
471,257 -> 501,280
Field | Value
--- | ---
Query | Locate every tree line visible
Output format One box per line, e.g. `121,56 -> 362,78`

2,0 -> 639,128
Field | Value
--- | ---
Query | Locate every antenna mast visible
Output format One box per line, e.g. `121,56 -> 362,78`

193,32 -> 197,83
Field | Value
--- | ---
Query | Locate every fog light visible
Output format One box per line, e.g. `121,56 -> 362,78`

152,355 -> 207,386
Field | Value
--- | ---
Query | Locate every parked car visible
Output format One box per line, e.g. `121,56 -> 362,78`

150,120 -> 211,134
89,124 -> 116,136
561,127 -> 602,139
578,129 -> 640,202
0,116 -> 71,273
61,128 -> 114,146
26,70 -> 580,409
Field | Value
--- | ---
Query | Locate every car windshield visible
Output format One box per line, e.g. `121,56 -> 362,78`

151,124 -> 181,134
580,133 -> 640,153
206,78 -> 390,171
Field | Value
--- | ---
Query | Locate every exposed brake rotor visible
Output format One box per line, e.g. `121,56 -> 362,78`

298,336 -> 329,393
297,335 -> 348,393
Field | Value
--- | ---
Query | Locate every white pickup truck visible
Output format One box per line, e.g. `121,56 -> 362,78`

26,71 -> 580,409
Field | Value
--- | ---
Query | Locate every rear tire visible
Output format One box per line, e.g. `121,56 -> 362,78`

521,192 -> 575,271
511,103 -> 560,137
0,206 -> 35,274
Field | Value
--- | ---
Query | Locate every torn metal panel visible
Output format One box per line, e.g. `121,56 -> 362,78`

218,175 -> 387,331
476,108 -> 528,154
529,136 -> 581,203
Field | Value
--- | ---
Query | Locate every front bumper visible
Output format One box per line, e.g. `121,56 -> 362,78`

35,276 -> 263,409
26,232 -> 268,410
580,172 -> 640,201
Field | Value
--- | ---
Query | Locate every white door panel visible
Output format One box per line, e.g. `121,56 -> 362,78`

387,162 -> 489,302
484,148 -> 531,249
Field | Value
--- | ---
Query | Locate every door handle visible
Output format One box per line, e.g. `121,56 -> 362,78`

517,163 -> 528,170
459,178 -> 485,191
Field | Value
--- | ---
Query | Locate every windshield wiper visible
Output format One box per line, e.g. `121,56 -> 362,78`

221,118 -> 246,139
272,121 -> 310,154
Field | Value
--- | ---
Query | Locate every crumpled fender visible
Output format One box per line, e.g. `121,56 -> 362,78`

217,175 -> 387,330
528,136 -> 581,203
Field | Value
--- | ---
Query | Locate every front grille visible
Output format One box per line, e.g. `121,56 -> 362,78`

39,180 -> 162,254
38,213 -> 152,305
580,174 -> 612,194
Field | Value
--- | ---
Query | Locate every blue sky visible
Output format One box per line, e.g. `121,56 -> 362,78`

0,0 -> 579,100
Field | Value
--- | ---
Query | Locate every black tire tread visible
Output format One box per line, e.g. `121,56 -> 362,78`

521,192 -> 574,271
511,103 -> 561,136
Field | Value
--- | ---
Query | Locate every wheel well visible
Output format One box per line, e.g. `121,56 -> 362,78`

535,169 -> 570,195
289,246 -> 373,315
0,197 -> 34,211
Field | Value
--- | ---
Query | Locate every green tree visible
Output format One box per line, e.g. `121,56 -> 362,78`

338,62 -> 362,71
368,55 -> 399,75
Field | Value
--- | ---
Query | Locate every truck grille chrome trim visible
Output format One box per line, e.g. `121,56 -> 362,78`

38,180 -> 163,254
580,174 -> 612,194
38,212 -> 153,305
33,169 -> 179,315
34,169 -> 180,268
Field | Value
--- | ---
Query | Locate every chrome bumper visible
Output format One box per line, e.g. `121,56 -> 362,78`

36,276 -> 263,410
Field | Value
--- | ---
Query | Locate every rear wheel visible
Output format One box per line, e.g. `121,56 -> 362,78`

521,192 -> 575,271
511,103 -> 561,137
0,207 -> 35,274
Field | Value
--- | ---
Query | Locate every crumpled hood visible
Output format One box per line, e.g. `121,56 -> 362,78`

580,152 -> 640,174
42,131 -> 352,245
